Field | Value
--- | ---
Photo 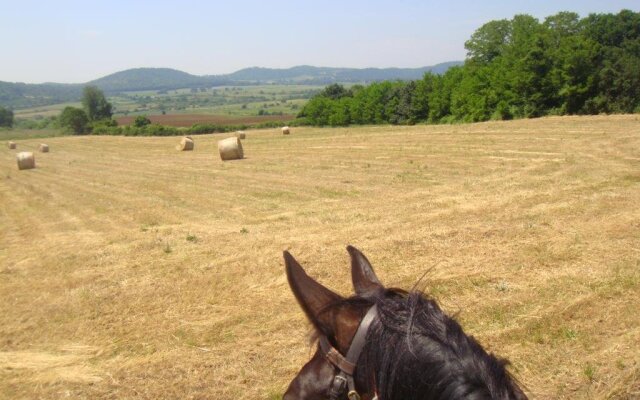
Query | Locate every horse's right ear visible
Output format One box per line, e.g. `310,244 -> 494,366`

347,245 -> 384,297
284,251 -> 342,331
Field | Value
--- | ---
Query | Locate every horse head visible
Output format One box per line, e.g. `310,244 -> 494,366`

283,246 -> 527,400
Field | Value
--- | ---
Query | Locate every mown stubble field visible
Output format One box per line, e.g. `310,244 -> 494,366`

1,115 -> 639,399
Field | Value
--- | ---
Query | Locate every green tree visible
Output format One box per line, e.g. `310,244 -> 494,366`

298,96 -> 333,126
428,66 -> 464,122
508,15 -> 552,117
465,19 -> 511,63
451,64 -> 496,122
410,74 -> 434,122
386,81 -> 415,124
134,115 -> 151,128
59,106 -> 89,134
321,84 -> 350,100
542,12 -> 597,113
0,106 -> 14,127
583,10 -> 640,113
360,82 -> 390,123
328,97 -> 352,126
82,86 -> 113,121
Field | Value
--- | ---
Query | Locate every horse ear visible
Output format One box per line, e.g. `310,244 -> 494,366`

284,251 -> 342,330
347,245 -> 384,297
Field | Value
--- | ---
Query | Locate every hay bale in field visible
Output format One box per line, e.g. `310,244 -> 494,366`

235,131 -> 246,139
282,126 -> 290,135
16,152 -> 35,170
218,137 -> 244,161
8,141 -> 16,149
176,136 -> 194,151
39,144 -> 49,153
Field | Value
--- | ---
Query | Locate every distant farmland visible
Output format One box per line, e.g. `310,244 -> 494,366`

13,83 -> 317,123
115,113 -> 295,127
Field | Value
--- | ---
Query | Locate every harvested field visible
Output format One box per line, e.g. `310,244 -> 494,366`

1,115 -> 639,399
115,113 -> 294,127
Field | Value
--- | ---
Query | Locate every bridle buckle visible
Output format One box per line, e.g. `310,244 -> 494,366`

329,374 -> 348,399
348,390 -> 361,400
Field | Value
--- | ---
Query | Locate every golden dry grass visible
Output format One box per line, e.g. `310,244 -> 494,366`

1,115 -> 639,399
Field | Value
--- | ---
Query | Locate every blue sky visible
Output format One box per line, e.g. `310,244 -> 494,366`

1,0 -> 638,83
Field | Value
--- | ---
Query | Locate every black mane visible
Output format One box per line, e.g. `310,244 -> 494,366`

349,289 -> 525,400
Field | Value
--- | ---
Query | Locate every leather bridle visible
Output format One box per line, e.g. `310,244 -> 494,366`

319,304 -> 378,400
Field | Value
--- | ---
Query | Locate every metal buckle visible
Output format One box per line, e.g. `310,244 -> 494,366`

347,390 -> 361,400
330,375 -> 348,398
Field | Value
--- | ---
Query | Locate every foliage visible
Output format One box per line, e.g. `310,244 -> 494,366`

13,116 -> 57,130
134,115 -> 151,128
87,117 -> 293,136
0,81 -> 82,109
89,118 -> 118,134
91,122 -> 257,136
82,86 -> 113,121
298,10 -> 640,126
59,106 -> 89,134
320,83 -> 351,100
0,106 -> 14,127
94,123 -> 175,136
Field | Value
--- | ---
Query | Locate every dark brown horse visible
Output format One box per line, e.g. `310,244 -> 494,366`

283,246 -> 527,400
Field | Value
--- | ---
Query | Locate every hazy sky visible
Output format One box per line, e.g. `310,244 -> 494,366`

1,0 -> 638,83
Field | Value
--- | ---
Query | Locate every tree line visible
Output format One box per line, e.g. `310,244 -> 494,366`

298,10 -> 640,126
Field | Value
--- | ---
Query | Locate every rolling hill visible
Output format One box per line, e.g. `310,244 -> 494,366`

0,81 -> 83,109
225,62 -> 462,83
87,68 -> 226,92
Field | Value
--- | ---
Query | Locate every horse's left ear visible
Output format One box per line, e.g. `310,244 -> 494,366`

347,245 -> 384,297
284,251 -> 343,333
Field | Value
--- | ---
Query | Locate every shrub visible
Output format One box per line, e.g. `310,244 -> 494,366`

59,107 -> 89,134
134,115 -> 152,127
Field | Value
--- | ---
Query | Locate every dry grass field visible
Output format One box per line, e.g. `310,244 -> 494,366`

1,115 -> 639,399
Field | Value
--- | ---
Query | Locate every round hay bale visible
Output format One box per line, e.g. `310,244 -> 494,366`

8,141 -> 16,149
39,143 -> 50,153
176,136 -> 194,151
235,131 -> 246,139
16,152 -> 35,170
282,126 -> 290,135
218,137 -> 244,161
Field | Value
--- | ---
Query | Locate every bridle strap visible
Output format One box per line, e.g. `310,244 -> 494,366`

344,304 -> 378,364
320,304 -> 378,400
320,337 -> 356,374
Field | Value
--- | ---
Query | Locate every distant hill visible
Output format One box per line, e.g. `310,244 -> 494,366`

0,81 -> 83,109
1,62 -> 462,110
227,62 -> 462,83
87,68 -> 231,92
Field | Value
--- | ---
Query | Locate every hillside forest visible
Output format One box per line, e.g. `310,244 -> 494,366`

298,10 -> 640,126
